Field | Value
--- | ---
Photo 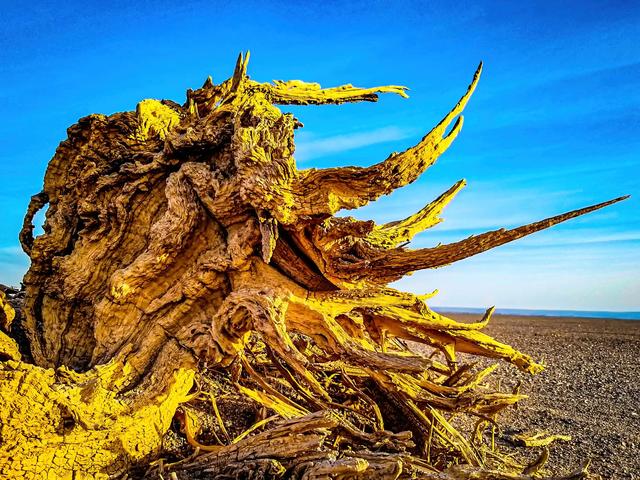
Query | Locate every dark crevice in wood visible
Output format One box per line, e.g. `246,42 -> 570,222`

271,229 -> 337,292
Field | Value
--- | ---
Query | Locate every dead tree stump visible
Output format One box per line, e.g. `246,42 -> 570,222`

0,52 -> 626,479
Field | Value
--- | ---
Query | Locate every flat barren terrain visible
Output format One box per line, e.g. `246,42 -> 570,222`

445,312 -> 640,479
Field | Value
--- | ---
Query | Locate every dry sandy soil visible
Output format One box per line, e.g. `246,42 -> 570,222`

444,312 -> 640,479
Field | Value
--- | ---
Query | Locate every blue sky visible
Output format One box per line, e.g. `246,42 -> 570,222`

1,1 -> 638,310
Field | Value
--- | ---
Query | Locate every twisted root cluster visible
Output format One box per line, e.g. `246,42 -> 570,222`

0,53 -> 625,479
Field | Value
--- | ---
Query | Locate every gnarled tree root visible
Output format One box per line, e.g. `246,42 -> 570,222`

1,52 -> 624,479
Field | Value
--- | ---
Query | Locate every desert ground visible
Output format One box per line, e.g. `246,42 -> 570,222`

444,312 -> 640,479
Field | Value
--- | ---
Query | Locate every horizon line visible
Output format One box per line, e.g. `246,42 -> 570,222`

435,305 -> 640,320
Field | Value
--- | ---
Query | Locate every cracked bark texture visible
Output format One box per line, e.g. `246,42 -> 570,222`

0,52 -> 626,479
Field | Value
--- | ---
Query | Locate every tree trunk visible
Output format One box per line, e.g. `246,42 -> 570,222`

0,52 -> 624,479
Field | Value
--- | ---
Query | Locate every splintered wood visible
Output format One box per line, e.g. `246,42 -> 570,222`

0,52 -> 625,479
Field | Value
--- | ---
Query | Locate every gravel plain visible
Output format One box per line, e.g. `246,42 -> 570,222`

445,312 -> 640,479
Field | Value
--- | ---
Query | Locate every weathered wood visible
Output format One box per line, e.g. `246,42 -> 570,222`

0,52 -> 623,479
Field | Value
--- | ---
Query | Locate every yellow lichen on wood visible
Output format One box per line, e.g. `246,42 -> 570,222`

237,384 -> 308,419
0,358 -> 194,479
508,432 -> 573,448
367,179 -> 466,249
0,290 -> 15,330
261,78 -> 409,104
0,331 -> 21,361
134,98 -> 181,140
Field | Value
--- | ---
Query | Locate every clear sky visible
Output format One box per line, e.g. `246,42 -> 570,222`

1,1 -> 638,311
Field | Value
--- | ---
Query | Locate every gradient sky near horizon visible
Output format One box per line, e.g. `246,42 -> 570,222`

1,1 -> 638,311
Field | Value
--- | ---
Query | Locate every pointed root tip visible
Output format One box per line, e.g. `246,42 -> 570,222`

603,194 -> 630,204
418,289 -> 439,301
202,75 -> 214,88
385,86 -> 410,99
430,179 -> 466,213
584,194 -> 630,213
234,50 -> 251,75
481,306 -> 495,323
437,70 -> 476,139
437,179 -> 466,199
446,115 -> 465,138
